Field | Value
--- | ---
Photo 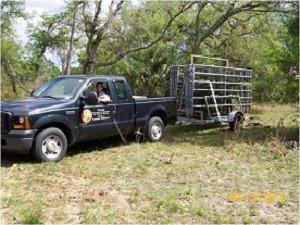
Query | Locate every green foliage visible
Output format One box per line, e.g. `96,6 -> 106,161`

0,0 -> 26,38
1,1 -> 298,103
26,12 -> 69,78
20,205 -> 42,224
249,13 -> 299,103
1,34 -> 60,100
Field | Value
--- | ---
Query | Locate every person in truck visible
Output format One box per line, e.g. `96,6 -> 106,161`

96,81 -> 111,102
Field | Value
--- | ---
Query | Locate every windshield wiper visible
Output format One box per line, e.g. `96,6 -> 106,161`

40,95 -> 59,100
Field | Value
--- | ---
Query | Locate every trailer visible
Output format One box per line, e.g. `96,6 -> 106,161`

170,55 -> 252,130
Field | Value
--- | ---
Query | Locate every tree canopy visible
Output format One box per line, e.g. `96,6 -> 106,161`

1,0 -> 298,103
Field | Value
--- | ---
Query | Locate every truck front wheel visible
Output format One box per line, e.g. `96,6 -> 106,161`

32,127 -> 67,162
146,116 -> 164,142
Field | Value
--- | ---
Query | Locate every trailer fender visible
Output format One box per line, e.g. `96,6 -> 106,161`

228,111 -> 244,123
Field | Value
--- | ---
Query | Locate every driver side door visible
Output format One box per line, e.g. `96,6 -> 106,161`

77,79 -> 117,141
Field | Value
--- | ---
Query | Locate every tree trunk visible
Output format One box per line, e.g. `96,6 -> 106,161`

2,61 -> 17,93
64,3 -> 78,75
34,63 -> 40,87
83,57 -> 92,74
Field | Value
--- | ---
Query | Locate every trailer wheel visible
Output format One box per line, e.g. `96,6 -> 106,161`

32,127 -> 67,162
146,116 -> 164,142
229,113 -> 243,131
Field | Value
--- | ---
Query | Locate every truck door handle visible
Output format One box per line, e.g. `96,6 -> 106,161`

111,106 -> 116,114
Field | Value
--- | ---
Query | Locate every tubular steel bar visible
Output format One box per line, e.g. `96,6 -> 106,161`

190,54 -> 229,67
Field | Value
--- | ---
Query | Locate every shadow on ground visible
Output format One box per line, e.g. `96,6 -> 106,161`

1,153 -> 35,168
1,135 -> 133,167
66,135 -> 132,157
164,123 -> 299,148
1,124 -> 298,167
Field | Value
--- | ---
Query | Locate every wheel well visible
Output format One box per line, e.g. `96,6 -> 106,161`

150,111 -> 167,126
35,123 -> 73,146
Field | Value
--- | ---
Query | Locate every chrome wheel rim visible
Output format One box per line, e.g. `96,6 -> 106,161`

41,135 -> 62,159
151,122 -> 162,139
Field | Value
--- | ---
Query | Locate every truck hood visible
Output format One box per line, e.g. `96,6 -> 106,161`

1,97 -> 69,115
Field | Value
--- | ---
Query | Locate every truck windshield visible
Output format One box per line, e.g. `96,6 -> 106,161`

32,77 -> 86,100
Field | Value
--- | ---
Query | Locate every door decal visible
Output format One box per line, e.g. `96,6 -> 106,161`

92,109 -> 111,121
81,109 -> 92,123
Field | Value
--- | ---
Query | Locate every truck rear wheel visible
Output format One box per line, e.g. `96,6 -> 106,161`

146,116 -> 164,142
32,127 -> 67,162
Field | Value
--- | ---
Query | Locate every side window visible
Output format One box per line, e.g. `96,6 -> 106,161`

113,81 -> 128,100
83,80 -> 110,103
89,80 -> 110,95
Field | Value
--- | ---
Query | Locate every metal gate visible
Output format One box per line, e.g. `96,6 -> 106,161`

170,55 -> 252,125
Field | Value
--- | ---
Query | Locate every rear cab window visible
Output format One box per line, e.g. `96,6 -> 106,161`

113,80 -> 128,100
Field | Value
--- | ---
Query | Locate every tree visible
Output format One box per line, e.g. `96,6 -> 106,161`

1,0 -> 26,38
1,40 -> 22,93
63,1 -> 82,75
91,42 -> 174,96
26,12 -> 69,83
1,0 -> 28,95
75,0 -> 198,74
168,1 -> 298,102
2,0 -> 298,103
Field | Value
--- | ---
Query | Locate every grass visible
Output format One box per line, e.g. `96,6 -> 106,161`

20,205 -> 42,224
1,103 -> 299,224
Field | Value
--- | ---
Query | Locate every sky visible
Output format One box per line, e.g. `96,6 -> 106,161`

14,0 -> 67,70
14,0 -> 140,70
15,0 -> 66,45
15,0 -> 139,45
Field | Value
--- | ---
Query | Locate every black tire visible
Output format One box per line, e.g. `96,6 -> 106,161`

146,116 -> 164,142
32,127 -> 67,162
229,113 -> 244,131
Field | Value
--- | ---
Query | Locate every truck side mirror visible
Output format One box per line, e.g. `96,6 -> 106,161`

85,91 -> 98,105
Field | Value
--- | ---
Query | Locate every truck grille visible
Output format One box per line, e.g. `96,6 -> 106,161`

1,112 -> 11,135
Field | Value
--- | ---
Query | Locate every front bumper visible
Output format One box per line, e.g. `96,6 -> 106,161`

1,129 -> 37,154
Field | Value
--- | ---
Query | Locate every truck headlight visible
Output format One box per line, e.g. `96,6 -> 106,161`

13,116 -> 31,129
19,117 -> 25,124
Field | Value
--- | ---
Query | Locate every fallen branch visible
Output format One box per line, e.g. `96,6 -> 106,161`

114,119 -> 127,145
3,59 -> 31,93
4,164 -> 17,184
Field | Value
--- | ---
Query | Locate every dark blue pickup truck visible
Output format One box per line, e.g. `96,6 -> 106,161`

1,75 -> 177,162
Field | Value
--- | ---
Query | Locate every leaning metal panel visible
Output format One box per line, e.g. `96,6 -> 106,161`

170,65 -> 185,97
170,65 -> 178,97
